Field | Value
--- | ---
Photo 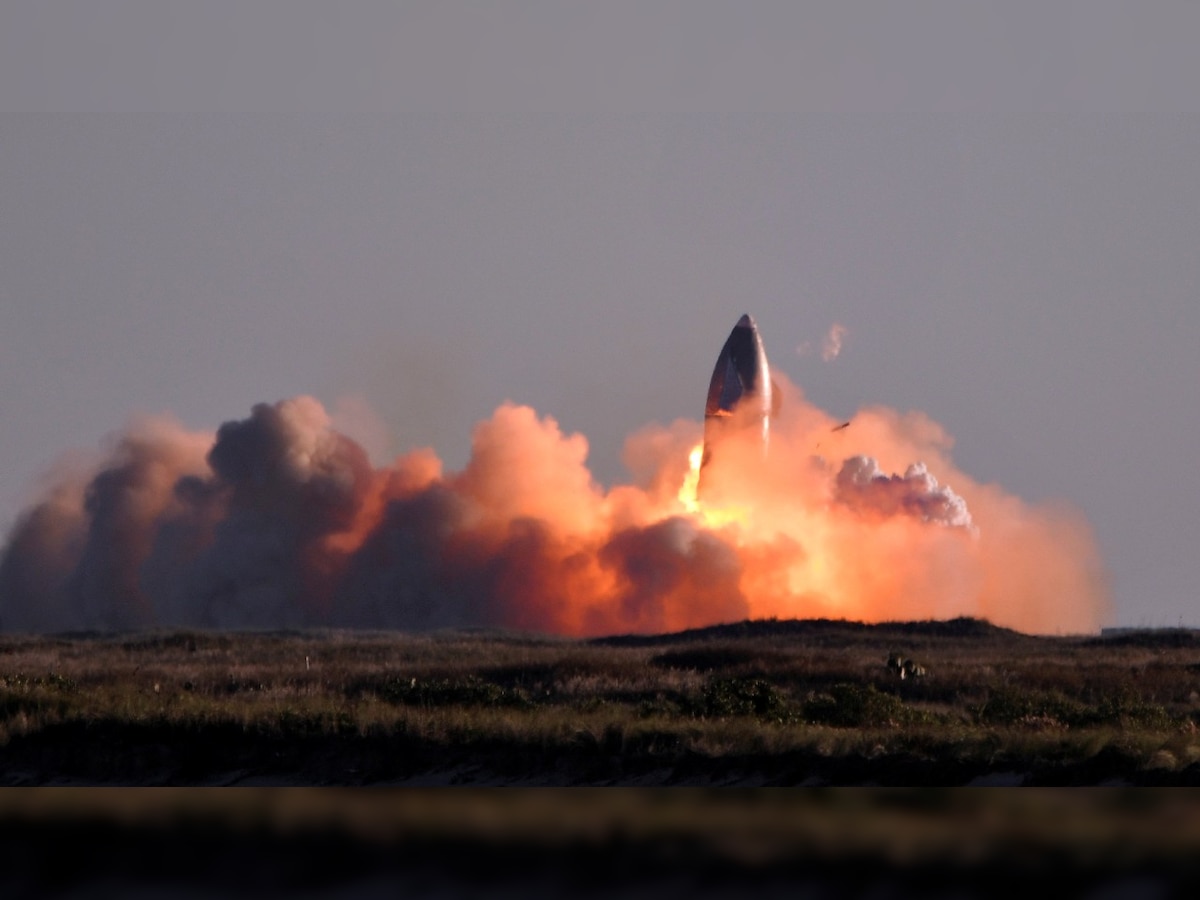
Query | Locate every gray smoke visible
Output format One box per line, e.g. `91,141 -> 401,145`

0,396 -> 751,634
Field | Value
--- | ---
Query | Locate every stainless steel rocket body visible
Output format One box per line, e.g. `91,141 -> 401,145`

700,314 -> 773,490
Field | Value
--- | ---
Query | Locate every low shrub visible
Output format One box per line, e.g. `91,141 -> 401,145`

804,683 -> 910,728
975,686 -> 1176,731
690,677 -> 796,722
975,687 -> 1086,727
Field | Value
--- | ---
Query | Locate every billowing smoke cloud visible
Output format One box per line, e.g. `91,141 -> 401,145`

0,381 -> 1109,635
835,456 -> 973,530
821,323 -> 848,361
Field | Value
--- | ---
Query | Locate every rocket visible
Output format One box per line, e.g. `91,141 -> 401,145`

700,314 -> 777,491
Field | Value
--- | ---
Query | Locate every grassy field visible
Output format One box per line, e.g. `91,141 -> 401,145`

2,617 -> 1200,785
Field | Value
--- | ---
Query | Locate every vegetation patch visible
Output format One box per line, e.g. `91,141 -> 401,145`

976,686 -> 1177,731
690,677 -> 796,722
0,620 -> 1198,784
803,683 -> 916,728
369,675 -> 531,709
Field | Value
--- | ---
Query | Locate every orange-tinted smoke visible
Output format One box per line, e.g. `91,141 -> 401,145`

0,383 -> 1110,635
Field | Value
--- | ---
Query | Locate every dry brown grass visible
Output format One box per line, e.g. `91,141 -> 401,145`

1,619 -> 1199,783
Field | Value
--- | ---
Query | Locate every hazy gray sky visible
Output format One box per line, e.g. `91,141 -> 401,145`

1,4 -> 1198,628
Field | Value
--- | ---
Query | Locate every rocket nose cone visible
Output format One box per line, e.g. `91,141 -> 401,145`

736,313 -> 756,330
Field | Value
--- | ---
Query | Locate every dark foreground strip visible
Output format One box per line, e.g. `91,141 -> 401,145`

1,790 -> 1200,898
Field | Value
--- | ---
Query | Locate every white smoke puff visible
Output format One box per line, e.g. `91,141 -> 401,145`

821,323 -> 848,362
835,455 -> 974,530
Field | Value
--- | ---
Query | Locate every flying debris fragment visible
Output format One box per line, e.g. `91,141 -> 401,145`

700,314 -> 776,493
815,421 -> 852,452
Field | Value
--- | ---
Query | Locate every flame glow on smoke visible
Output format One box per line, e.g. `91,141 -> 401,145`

0,375 -> 1109,635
